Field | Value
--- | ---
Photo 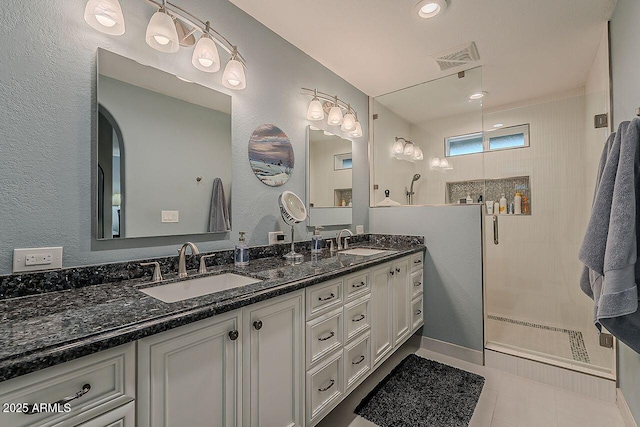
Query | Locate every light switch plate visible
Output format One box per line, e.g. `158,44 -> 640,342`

161,210 -> 179,223
13,247 -> 63,273
356,225 -> 365,235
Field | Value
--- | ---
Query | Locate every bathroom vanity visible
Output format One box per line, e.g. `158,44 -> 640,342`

0,236 -> 424,427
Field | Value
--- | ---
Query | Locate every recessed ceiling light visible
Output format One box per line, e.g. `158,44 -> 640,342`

469,91 -> 487,100
415,0 -> 447,19
493,123 -> 504,128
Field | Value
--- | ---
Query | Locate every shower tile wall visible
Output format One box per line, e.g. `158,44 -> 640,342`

446,176 -> 530,213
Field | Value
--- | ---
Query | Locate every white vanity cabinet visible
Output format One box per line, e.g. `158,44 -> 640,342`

0,343 -> 136,427
137,310 -> 242,427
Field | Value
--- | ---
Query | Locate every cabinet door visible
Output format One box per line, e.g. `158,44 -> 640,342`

243,291 -> 304,427
392,257 -> 411,346
75,401 -> 135,427
371,262 -> 393,366
137,310 -> 241,427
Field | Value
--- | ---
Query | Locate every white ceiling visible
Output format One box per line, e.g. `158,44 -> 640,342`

230,0 -> 616,108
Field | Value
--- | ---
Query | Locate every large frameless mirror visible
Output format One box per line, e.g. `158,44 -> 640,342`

306,126 -> 353,226
95,49 -> 232,240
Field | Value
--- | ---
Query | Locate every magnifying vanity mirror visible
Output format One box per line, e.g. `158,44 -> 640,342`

95,49 -> 232,240
278,191 -> 307,262
306,126 -> 353,226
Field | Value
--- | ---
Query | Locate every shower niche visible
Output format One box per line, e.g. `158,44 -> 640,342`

446,176 -> 531,215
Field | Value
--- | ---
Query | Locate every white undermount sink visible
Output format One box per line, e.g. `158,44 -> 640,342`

339,248 -> 396,257
139,273 -> 262,303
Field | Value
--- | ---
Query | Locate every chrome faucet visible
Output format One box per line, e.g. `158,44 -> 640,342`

177,242 -> 200,278
336,229 -> 354,251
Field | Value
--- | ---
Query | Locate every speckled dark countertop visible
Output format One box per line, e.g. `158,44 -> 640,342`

0,238 -> 424,382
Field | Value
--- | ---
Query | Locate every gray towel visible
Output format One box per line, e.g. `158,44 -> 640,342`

579,118 -> 640,354
208,178 -> 230,233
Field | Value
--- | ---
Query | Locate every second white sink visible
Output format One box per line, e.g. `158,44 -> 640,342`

139,273 -> 262,303
339,248 -> 396,257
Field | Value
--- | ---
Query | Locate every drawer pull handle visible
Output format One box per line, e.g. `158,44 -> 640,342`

352,314 -> 365,322
352,281 -> 366,288
415,309 -> 422,316
414,282 -> 422,287
318,293 -> 335,302
352,355 -> 365,365
253,320 -> 263,330
318,331 -> 335,341
396,268 -> 401,273
414,259 -> 422,264
318,379 -> 335,392
228,330 -> 239,340
25,383 -> 91,415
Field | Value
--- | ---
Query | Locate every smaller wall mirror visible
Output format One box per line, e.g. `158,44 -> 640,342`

307,126 -> 353,226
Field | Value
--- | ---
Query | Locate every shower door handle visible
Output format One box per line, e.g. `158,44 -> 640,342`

493,215 -> 499,245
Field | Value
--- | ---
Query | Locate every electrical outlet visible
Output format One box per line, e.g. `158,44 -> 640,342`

13,247 -> 63,273
269,231 -> 285,245
356,225 -> 365,235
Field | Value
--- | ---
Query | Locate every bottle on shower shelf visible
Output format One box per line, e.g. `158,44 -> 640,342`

499,194 -> 507,214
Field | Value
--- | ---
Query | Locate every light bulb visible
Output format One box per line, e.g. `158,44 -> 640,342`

192,35 -> 220,73
421,3 -> 439,14
350,121 -> 363,138
306,98 -> 324,121
341,112 -> 356,132
415,0 -> 447,19
392,139 -> 404,155
222,58 -> 246,90
84,0 -> 125,35
403,142 -> 415,157
327,106 -> 343,126
146,10 -> 179,53
413,146 -> 424,160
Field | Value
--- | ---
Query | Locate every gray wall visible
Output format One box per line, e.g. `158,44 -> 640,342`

369,205 -> 484,351
610,0 -> 640,421
0,0 -> 368,275
99,76 -> 232,238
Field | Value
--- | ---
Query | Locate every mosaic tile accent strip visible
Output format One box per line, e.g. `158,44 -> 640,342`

488,315 -> 590,363
447,176 -> 531,214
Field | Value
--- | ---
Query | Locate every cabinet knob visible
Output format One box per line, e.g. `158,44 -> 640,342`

253,320 -> 263,330
228,330 -> 239,341
396,268 -> 401,273
389,271 -> 394,276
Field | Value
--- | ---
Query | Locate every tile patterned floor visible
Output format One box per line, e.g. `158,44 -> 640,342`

319,346 -> 627,427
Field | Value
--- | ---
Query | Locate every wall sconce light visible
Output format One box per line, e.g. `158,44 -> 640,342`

430,157 -> 453,171
84,0 -> 247,90
301,88 -> 363,138
393,137 -> 423,161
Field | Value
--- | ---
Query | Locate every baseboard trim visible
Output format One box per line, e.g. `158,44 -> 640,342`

420,336 -> 484,365
617,388 -> 639,427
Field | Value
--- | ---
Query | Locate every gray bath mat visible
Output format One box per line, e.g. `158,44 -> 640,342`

355,354 -> 484,427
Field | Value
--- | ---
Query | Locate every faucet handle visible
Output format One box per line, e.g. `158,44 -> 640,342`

140,262 -> 163,283
198,254 -> 217,274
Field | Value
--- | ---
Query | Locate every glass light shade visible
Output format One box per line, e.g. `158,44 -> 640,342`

222,59 -> 247,90
349,121 -> 363,138
146,10 -> 180,53
341,112 -> 356,132
403,142 -> 415,156
306,98 -> 324,121
327,106 -> 343,126
430,157 -> 441,168
84,0 -> 125,35
192,35 -> 220,72
440,158 -> 453,169
392,139 -> 404,155
413,146 -> 424,160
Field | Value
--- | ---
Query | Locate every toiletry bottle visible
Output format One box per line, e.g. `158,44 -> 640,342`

486,201 -> 494,214
466,194 -> 473,204
514,192 -> 522,215
311,226 -> 324,253
494,201 -> 500,214
235,232 -> 249,267
499,194 -> 507,214
523,196 -> 530,214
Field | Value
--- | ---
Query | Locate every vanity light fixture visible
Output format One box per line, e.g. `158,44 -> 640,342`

84,0 -> 247,89
301,88 -> 363,137
415,0 -> 448,19
430,157 -> 453,171
393,137 -> 423,162
469,91 -> 488,100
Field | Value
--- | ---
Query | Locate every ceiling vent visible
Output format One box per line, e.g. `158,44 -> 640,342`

431,42 -> 480,71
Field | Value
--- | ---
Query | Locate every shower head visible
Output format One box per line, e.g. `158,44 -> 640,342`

412,174 -> 421,182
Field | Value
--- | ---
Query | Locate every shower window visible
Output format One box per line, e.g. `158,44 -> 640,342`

445,123 -> 530,157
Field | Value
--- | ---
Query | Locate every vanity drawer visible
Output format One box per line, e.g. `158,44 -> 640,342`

344,332 -> 371,392
306,279 -> 343,320
0,343 -> 135,427
344,295 -> 371,343
411,270 -> 424,299
411,252 -> 424,272
306,351 -> 343,426
412,296 -> 424,332
344,271 -> 370,301
307,308 -> 343,367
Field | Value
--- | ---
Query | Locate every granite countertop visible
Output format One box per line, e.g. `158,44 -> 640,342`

0,240 -> 424,382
